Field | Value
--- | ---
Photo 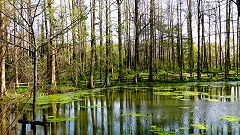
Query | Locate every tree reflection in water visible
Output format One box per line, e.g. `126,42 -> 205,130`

3,83 -> 240,134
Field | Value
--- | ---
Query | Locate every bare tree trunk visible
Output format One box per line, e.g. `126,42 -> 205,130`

124,0 -> 131,70
0,0 -> 6,96
231,4 -> 235,69
105,0 -> 111,86
208,11 -> 212,69
134,0 -> 140,84
237,16 -> 240,76
197,0 -> 201,80
176,0 -> 183,80
117,0 -> 123,81
202,1 -> 207,71
88,0 -> 96,89
218,0 -> 222,70
225,0 -> 230,80
48,0 -> 57,93
13,0 -> 19,89
187,0 -> 194,77
71,0 -> 78,86
148,0 -> 154,82
99,0 -> 103,82
215,5 -> 218,69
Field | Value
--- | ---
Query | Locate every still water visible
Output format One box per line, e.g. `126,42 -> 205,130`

16,82 -> 240,134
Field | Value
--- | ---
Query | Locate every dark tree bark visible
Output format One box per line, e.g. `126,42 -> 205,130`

134,0 -> 140,84
225,0 -> 230,80
187,0 -> 194,77
99,0 -> 103,82
117,0 -> 124,81
197,0 -> 201,80
88,0 -> 96,89
105,0 -> 111,86
148,0 -> 154,82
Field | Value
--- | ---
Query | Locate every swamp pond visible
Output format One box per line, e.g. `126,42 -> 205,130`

6,82 -> 240,134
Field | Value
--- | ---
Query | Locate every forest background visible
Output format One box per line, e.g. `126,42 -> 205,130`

0,0 -> 239,94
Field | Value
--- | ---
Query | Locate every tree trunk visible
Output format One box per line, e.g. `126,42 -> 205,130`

202,1 -> 207,71
99,0 -> 103,82
208,11 -> 212,69
214,5 -> 218,69
0,0 -> 6,96
237,16 -> 240,76
105,0 -> 111,86
187,0 -> 194,77
176,1 -> 183,80
88,0 -> 96,89
148,0 -> 154,82
48,0 -> 57,93
197,0 -> 201,80
225,0 -> 230,80
218,0 -> 222,70
117,0 -> 123,81
134,0 -> 140,84
71,0 -> 78,86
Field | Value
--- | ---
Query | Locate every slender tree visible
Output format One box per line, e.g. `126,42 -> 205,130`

149,0 -> 154,82
0,0 -> 7,96
99,0 -> 104,82
197,0 -> 201,80
187,0 -> 194,77
117,0 -> 124,81
70,0 -> 78,85
134,0 -> 140,84
218,0 -> 222,70
225,0 -> 231,79
214,4 -> 218,69
47,0 -> 57,93
88,0 -> 96,88
105,0 -> 111,86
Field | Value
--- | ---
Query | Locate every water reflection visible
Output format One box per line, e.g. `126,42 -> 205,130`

10,84 -> 240,134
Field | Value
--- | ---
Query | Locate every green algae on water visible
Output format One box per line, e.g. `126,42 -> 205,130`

180,107 -> 189,109
121,113 -> 147,117
191,123 -> 207,130
202,98 -> 219,102
26,91 -> 90,105
48,116 -> 75,122
218,116 -> 240,122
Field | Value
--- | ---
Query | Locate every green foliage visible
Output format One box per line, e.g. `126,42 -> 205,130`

124,69 -> 134,78
229,76 -> 240,81
201,77 -> 212,82
16,88 -> 29,94
57,85 -> 76,92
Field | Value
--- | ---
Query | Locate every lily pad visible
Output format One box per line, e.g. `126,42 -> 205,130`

218,116 -> 240,122
202,98 -> 219,102
191,123 -> 207,130
121,113 -> 147,117
26,91 -> 90,105
48,116 -> 75,122
153,92 -> 176,96
179,127 -> 189,130
180,107 -> 189,109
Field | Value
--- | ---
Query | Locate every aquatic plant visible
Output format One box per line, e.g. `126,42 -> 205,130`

150,126 -> 175,134
191,123 -> 207,130
218,116 -> 240,122
25,90 -> 90,105
47,116 -> 75,122
121,113 -> 147,117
